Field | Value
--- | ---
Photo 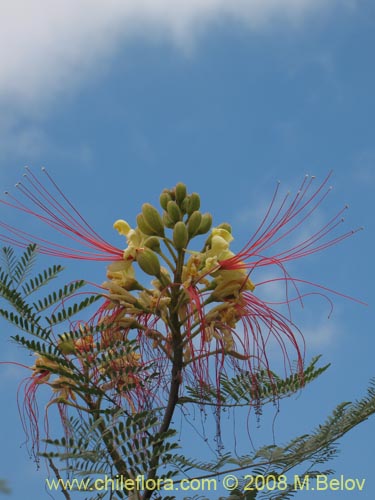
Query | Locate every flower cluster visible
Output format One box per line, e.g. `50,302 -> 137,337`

1,169 -> 362,417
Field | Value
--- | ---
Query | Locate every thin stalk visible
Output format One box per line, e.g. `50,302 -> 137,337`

142,248 -> 186,500
163,238 -> 178,263
157,248 -> 175,272
48,458 -> 71,500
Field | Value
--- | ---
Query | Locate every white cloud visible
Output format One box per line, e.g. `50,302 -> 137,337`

0,0 -> 356,110
300,320 -> 337,347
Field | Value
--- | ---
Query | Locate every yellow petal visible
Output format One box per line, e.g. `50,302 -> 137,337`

113,219 -> 131,236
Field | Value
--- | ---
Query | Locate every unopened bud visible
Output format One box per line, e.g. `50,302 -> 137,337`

144,236 -> 161,252
197,213 -> 212,235
181,197 -> 189,213
58,334 -> 76,355
175,182 -> 187,204
162,211 -> 175,229
187,210 -> 202,237
167,200 -> 182,223
173,221 -> 189,250
187,193 -> 200,214
136,248 -> 161,276
159,191 -> 172,210
142,203 -> 165,237
217,222 -> 232,234
137,213 -> 157,236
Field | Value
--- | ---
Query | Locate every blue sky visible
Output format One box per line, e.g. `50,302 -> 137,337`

0,1 -> 374,498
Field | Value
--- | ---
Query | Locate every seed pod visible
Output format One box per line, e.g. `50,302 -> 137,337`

136,248 -> 161,276
159,191 -> 172,210
187,193 -> 200,214
187,210 -> 202,237
175,182 -> 187,204
144,236 -> 161,253
137,213 -> 158,236
197,213 -> 213,235
141,203 -> 165,237
173,221 -> 189,250
162,211 -> 175,229
167,200 -> 182,223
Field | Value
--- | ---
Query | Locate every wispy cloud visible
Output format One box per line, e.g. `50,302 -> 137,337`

0,0 -> 356,109
299,319 -> 337,348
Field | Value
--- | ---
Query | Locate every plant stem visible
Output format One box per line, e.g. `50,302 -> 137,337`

142,249 -> 185,500
48,458 -> 71,500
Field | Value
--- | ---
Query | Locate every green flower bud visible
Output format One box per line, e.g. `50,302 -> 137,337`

162,211 -> 175,229
181,197 -> 189,214
58,334 -> 76,355
144,236 -> 161,252
175,182 -> 187,204
159,191 -> 172,210
136,248 -> 161,276
167,200 -> 182,223
187,193 -> 200,214
142,203 -> 165,237
137,213 -> 158,236
187,210 -> 202,237
173,221 -> 189,250
217,222 -> 232,234
197,212 -> 213,235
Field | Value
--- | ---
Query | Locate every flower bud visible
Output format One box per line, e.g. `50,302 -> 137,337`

187,193 -> 200,214
187,210 -> 202,237
173,221 -> 189,250
142,203 -> 165,237
181,197 -> 189,214
58,334 -> 76,355
162,211 -> 175,229
197,213 -> 213,235
217,222 -> 232,234
167,200 -> 182,223
175,182 -> 187,204
144,236 -> 161,252
159,191 -> 172,210
136,248 -> 161,276
136,213 -> 158,236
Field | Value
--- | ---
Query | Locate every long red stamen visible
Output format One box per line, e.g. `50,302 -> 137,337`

219,173 -> 362,284
0,167 -> 123,261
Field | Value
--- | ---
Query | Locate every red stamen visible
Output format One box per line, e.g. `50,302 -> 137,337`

0,167 -> 123,261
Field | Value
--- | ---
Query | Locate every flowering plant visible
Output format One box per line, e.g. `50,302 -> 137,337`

0,169 -> 373,500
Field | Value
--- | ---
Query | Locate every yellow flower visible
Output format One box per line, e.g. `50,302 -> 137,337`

106,260 -> 136,288
113,219 -> 131,236
212,269 -> 255,300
